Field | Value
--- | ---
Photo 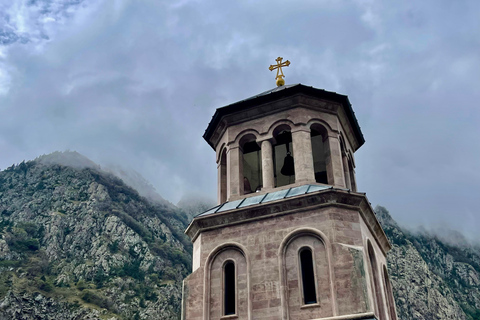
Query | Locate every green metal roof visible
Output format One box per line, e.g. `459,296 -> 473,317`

196,184 -> 348,218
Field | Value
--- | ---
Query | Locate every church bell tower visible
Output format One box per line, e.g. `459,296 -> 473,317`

182,60 -> 397,320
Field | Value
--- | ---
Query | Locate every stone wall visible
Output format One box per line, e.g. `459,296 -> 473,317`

183,199 -> 387,320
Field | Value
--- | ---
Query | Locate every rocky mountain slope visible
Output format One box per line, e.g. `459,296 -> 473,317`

0,153 -> 192,319
0,152 -> 478,319
377,206 -> 480,320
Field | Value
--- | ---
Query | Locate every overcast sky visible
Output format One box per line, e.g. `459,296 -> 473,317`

1,0 -> 479,240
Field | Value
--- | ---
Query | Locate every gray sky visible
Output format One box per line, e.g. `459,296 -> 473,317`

1,0 -> 479,240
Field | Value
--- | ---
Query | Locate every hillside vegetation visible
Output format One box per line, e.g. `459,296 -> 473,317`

0,152 -> 478,319
0,154 -> 192,319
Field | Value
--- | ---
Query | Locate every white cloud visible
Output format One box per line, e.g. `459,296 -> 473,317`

0,0 -> 479,236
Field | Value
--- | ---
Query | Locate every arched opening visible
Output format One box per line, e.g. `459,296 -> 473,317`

224,261 -> 236,315
273,125 -> 295,187
207,246 -> 249,319
310,124 -> 328,184
219,148 -> 227,203
383,265 -> 397,320
239,134 -> 262,194
368,241 -> 386,319
348,158 -> 357,192
282,231 -> 334,318
299,247 -> 317,305
340,139 -> 352,190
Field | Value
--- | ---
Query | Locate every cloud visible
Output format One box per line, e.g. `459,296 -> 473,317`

0,0 -> 479,238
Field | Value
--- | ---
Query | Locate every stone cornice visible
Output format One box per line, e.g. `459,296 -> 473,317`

205,85 -> 364,152
185,189 -> 391,255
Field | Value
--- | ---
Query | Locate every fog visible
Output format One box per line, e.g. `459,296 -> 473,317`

0,0 -> 479,240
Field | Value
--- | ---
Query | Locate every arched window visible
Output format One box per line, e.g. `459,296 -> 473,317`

383,265 -> 397,320
283,234 -> 331,317
209,248 -> 247,319
224,261 -> 236,315
239,134 -> 262,195
340,139 -> 352,190
273,126 -> 295,187
242,140 -> 262,194
310,124 -> 328,184
348,158 -> 356,192
367,241 -> 386,319
299,247 -> 317,305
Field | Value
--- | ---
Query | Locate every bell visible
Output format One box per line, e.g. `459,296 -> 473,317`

281,152 -> 295,176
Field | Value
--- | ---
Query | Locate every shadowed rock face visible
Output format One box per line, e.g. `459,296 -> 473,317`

0,155 -> 192,319
377,206 -> 480,320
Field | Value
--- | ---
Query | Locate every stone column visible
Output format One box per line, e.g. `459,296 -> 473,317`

261,140 -> 275,190
226,146 -> 243,200
291,128 -> 315,183
342,154 -> 352,190
324,135 -> 346,188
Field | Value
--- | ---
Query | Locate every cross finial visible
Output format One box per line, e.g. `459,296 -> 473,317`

269,57 -> 290,87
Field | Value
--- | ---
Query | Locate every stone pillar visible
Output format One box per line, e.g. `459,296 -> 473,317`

291,128 -> 315,183
261,140 -> 275,190
226,146 -> 243,200
324,135 -> 346,188
342,154 -> 352,190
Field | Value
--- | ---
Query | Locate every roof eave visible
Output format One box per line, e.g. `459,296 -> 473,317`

203,84 -> 365,150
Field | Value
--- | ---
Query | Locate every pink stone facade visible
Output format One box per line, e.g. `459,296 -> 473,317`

184,85 -> 398,320
182,191 -> 397,320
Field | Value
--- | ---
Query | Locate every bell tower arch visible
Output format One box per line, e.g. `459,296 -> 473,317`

182,83 -> 397,320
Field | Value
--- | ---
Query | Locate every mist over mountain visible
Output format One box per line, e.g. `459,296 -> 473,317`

34,151 -> 173,208
35,151 -> 100,170
176,193 -> 216,221
103,164 -> 173,208
377,206 -> 480,320
0,151 -> 478,319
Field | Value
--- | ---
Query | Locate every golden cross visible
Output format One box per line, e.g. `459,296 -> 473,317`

269,57 -> 290,87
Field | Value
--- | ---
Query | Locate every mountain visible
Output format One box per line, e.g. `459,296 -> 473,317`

1,151 -> 479,319
0,152 -> 192,319
176,194 -> 216,221
377,206 -> 480,320
36,151 -> 100,169
103,164 -> 173,208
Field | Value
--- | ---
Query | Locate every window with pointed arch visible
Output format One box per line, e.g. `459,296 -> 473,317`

223,260 -> 236,316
